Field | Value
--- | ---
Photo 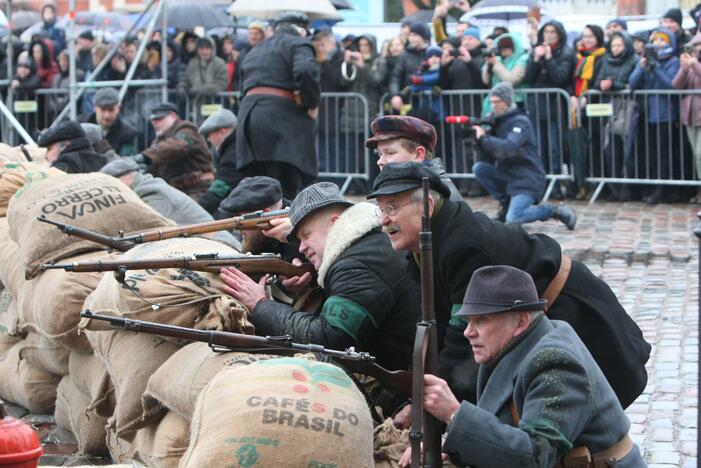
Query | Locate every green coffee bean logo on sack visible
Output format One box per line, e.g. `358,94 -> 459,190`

258,357 -> 352,393
234,444 -> 259,467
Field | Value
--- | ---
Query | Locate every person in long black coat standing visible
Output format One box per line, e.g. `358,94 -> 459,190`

236,11 -> 321,199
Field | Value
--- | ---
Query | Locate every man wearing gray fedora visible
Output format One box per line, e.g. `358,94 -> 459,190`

198,108 -> 239,214
399,265 -> 645,468
218,182 -> 419,403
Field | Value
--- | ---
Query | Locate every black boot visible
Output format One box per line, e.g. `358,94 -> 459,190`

493,201 -> 508,223
551,205 -> 577,230
643,187 -> 669,205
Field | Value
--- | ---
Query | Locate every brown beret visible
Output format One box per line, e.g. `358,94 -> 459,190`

365,115 -> 437,152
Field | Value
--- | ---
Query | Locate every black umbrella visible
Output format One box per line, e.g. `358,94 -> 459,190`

161,0 -> 233,29
73,11 -> 132,31
330,0 -> 354,9
8,10 -> 41,31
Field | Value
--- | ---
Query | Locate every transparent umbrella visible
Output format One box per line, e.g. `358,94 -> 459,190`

228,0 -> 342,21
460,0 -> 552,29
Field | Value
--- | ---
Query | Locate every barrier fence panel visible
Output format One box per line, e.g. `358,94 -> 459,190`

379,88 -> 573,201
316,92 -> 370,192
580,89 -> 701,203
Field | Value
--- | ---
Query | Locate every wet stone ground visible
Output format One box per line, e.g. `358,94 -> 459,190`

5,197 -> 700,466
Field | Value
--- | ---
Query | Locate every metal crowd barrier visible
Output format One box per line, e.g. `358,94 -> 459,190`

579,89 -> 701,203
191,91 -> 372,193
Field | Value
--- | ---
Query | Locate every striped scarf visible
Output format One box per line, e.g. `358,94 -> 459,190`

574,46 -> 606,96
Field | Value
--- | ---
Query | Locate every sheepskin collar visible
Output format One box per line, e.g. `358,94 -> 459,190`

317,202 -> 381,288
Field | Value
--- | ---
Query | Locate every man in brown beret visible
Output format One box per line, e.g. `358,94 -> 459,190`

365,115 -> 463,201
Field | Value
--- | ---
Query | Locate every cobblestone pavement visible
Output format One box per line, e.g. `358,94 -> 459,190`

5,197 -> 700,466
467,197 -> 699,468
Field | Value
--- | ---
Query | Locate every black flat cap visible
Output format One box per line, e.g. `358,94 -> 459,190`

216,176 -> 283,218
456,265 -> 548,317
93,87 -> 119,108
149,102 -> 178,120
37,121 -> 85,147
367,162 -> 450,199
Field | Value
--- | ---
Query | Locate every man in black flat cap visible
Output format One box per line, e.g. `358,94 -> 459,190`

136,102 -> 214,199
99,158 -> 239,249
219,182 -> 419,400
398,265 -> 644,468
367,162 -> 650,420
79,87 -> 137,156
236,11 -> 321,199
38,121 -> 110,173
215,176 -> 293,256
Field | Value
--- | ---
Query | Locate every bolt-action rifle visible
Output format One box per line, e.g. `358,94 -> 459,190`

42,252 -> 316,282
37,208 -> 290,252
80,310 -> 412,397
410,178 -> 443,468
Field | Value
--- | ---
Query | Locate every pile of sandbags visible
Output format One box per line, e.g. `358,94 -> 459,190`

7,172 -> 174,279
0,159 -> 63,217
181,356 -> 375,468
0,143 -> 48,164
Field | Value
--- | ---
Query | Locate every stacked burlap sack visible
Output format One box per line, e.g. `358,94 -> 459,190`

75,236 -> 255,465
0,172 -> 186,457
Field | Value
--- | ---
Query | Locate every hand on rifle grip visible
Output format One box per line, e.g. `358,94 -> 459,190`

280,258 -> 313,294
263,217 -> 293,243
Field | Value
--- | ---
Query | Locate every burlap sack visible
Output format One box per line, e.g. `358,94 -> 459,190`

0,143 -> 48,164
181,357 -> 375,468
0,341 -> 61,413
0,159 -> 63,217
142,343 -> 280,424
80,237 -> 252,339
20,332 -> 70,376
68,350 -> 115,419
130,411 -> 190,468
373,418 -> 409,468
106,417 -> 134,463
0,332 -> 20,359
19,250 -> 112,352
0,218 -> 25,300
86,329 -> 180,440
54,376 -> 109,455
7,173 -> 174,279
0,297 -> 22,337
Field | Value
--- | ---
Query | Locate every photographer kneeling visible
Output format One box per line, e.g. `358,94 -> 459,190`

473,82 -> 577,229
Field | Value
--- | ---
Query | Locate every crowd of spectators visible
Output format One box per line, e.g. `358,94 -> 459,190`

2,2 -> 701,203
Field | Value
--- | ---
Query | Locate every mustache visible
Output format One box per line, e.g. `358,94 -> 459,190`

382,225 -> 400,234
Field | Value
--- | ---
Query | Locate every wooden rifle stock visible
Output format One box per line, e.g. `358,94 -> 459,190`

36,208 -> 290,251
80,310 -> 412,397
411,178 -> 443,468
117,208 -> 290,244
43,252 -> 316,281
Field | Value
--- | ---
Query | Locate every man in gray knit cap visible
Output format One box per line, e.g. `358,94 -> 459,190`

219,182 -> 419,408
472,82 -> 577,229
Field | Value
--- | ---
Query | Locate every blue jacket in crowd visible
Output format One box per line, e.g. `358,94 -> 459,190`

629,28 -> 680,124
478,107 -> 546,200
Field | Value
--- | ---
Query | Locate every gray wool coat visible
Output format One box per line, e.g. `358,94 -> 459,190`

442,318 -> 646,468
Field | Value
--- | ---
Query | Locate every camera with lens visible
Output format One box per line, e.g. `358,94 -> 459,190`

481,47 -> 499,58
643,44 -> 658,66
450,48 -> 461,58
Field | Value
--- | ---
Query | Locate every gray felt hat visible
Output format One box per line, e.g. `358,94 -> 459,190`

455,265 -> 548,317
288,182 -> 352,239
99,157 -> 139,178
198,108 -> 238,135
93,87 -> 120,108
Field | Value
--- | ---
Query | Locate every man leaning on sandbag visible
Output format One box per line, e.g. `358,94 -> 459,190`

100,158 -> 239,249
218,182 -> 420,412
37,121 -> 110,174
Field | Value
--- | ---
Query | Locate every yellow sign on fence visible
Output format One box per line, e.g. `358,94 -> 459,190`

14,101 -> 38,113
585,103 -> 613,118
